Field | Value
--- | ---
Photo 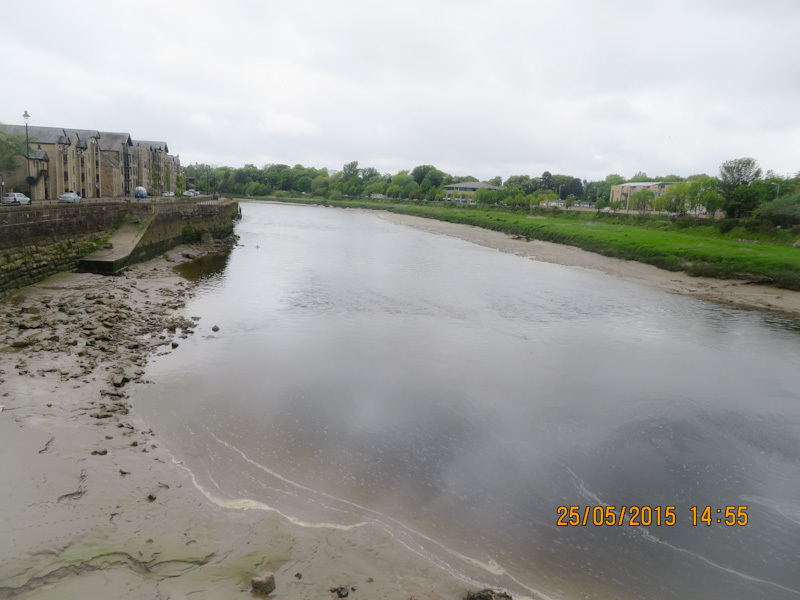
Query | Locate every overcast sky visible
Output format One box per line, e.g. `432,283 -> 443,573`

1,0 -> 798,182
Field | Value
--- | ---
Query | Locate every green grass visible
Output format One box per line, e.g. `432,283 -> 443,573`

247,197 -> 800,290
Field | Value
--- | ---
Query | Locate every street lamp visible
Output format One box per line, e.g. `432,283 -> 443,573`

772,182 -> 780,198
22,110 -> 31,181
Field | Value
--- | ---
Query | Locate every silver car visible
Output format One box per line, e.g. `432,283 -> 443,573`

59,192 -> 82,203
2,192 -> 31,205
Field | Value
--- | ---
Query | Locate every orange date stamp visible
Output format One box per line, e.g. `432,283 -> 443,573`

556,505 -> 748,526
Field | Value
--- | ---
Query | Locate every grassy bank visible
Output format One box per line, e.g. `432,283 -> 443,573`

249,197 -> 800,290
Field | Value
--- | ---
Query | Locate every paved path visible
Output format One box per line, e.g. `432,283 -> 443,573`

78,222 -> 148,273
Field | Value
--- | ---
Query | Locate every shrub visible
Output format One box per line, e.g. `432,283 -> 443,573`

753,194 -> 800,228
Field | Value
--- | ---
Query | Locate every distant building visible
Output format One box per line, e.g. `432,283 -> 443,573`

132,140 -> 169,195
64,129 -> 102,199
98,132 -> 135,198
0,123 -> 180,201
609,182 -> 676,211
443,181 -> 501,202
1,125 -> 79,201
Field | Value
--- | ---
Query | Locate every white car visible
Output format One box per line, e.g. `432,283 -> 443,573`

59,192 -> 82,203
162,191 -> 175,197
2,192 -> 31,205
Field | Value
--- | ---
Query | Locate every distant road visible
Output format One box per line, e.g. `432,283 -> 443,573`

0,195 -> 218,208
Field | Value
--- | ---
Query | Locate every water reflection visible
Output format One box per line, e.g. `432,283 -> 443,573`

173,250 -> 230,283
136,203 -> 800,600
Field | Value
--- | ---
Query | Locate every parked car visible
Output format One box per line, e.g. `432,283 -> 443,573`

162,191 -> 175,197
134,186 -> 148,198
184,189 -> 198,197
59,192 -> 82,203
2,192 -> 31,205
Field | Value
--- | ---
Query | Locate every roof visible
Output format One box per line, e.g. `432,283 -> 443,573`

28,146 -> 49,161
133,140 -> 169,152
616,181 -> 675,188
1,124 -> 71,145
98,132 -> 133,151
443,181 -> 501,191
64,128 -> 101,141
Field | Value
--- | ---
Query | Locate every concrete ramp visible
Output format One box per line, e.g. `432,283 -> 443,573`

78,221 -> 150,274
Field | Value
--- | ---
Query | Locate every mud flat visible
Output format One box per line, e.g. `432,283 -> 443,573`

0,241 -> 482,600
378,212 -> 800,316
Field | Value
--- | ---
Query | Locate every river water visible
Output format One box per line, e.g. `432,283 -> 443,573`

135,202 -> 800,599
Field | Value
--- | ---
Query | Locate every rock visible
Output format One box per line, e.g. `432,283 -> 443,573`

171,342 -> 179,349
147,493 -> 157,502
212,325 -> 220,332
464,590 -> 513,600
91,449 -> 108,456
251,573 -> 276,595
330,586 -> 349,598
111,374 -> 129,388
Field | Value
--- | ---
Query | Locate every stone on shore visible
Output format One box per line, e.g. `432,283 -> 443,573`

251,572 -> 276,595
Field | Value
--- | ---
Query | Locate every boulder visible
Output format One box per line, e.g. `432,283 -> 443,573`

251,573 -> 276,595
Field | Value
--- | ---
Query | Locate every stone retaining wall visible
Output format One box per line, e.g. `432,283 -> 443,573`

127,201 -> 240,266
0,200 -> 239,294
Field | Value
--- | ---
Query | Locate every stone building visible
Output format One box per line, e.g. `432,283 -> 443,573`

132,140 -> 169,195
64,129 -> 102,199
1,125 -> 80,201
1,123 -> 180,200
99,132 -> 135,198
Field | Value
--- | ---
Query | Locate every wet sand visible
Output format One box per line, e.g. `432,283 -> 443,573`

377,212 -> 800,316
0,242 -> 473,600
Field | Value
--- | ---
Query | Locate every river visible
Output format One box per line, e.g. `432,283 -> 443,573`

135,202 -> 800,599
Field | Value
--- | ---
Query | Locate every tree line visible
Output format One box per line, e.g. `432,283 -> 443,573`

185,157 -> 799,226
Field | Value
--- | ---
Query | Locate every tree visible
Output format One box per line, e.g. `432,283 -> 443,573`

487,176 -> 502,187
411,165 -> 445,187
723,180 -> 774,218
564,177 -> 583,199
629,188 -> 654,214
310,176 -> 328,197
360,166 -> 380,181
504,175 -> 537,195
540,171 -> 553,190
718,157 -> 762,199
685,176 -> 722,216
342,161 -> 360,178
364,181 -> 386,197
753,194 -> 800,227
0,126 -> 28,172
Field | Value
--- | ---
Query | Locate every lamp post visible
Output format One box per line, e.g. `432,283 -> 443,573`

22,110 -> 31,182
772,182 -> 780,198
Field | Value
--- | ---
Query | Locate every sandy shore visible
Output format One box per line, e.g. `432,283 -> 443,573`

0,242 -> 479,600
377,212 -> 800,316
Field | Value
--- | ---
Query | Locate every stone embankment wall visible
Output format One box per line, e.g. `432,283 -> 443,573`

127,201 -> 240,266
0,200 -> 239,293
